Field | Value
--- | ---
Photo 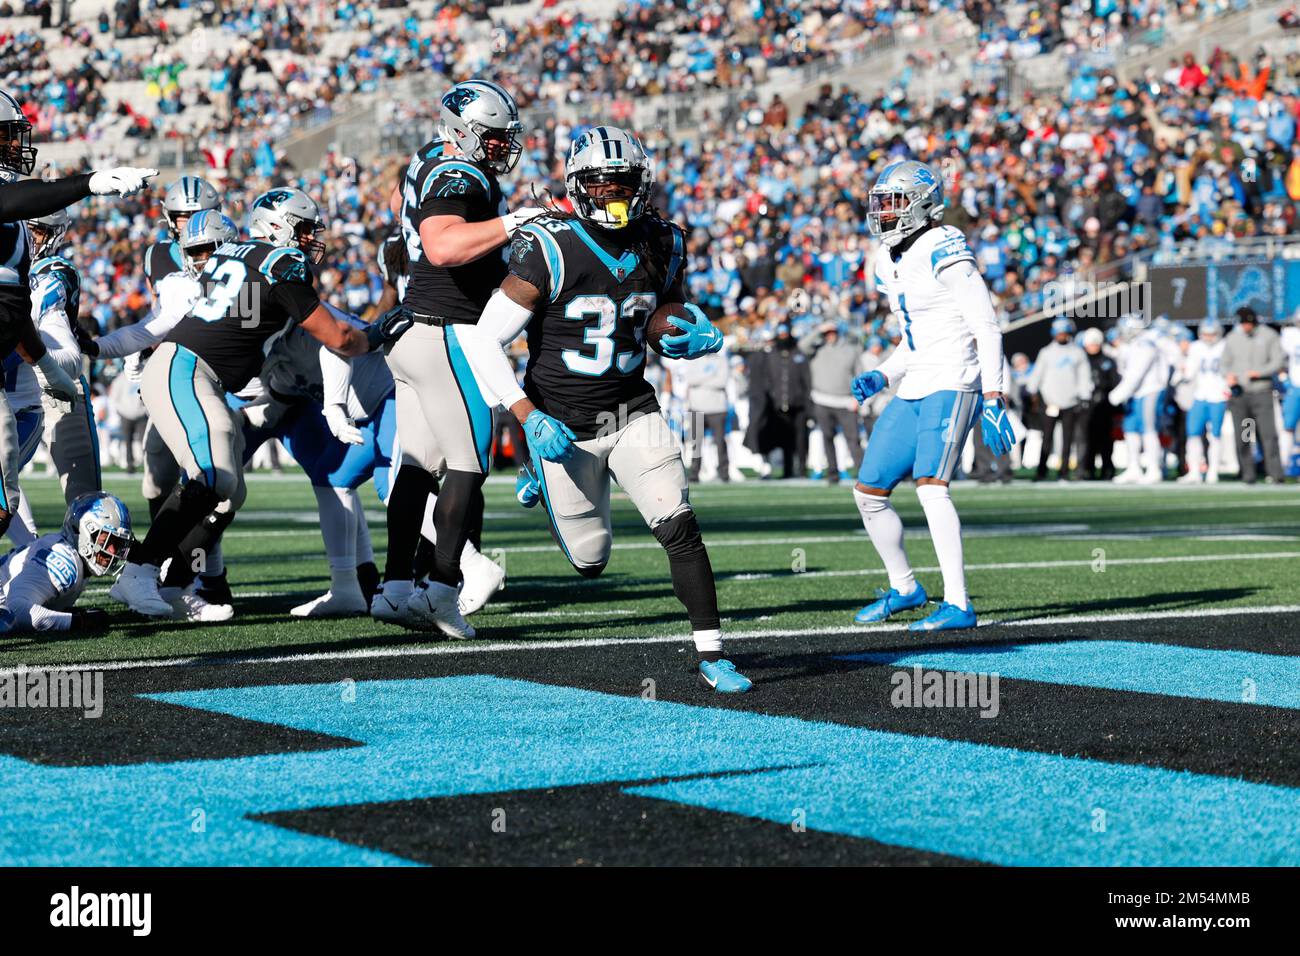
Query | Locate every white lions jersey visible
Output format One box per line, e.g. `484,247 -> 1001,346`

0,531 -> 87,632
873,225 -> 993,399
95,271 -> 202,360
1282,326 -> 1300,384
1186,339 -> 1228,403
5,269 -> 83,410
1111,332 -> 1169,403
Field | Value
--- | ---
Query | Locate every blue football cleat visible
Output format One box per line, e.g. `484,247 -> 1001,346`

908,601 -> 977,632
516,464 -> 541,508
699,659 -> 753,693
853,584 -> 928,624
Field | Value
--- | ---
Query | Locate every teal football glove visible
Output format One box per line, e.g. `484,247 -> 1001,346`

851,370 -> 887,403
524,409 -> 577,463
980,397 -> 1016,457
659,303 -> 723,359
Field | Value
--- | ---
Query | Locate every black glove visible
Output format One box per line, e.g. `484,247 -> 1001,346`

74,323 -> 99,358
367,307 -> 414,351
70,608 -> 110,632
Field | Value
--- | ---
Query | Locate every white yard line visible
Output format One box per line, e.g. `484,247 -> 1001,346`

4,604 -> 1298,678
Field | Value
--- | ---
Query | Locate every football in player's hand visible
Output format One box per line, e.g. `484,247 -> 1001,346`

646,302 -> 692,356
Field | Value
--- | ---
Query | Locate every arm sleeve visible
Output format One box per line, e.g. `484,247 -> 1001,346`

319,341 -> 353,408
937,258 -> 1005,393
36,307 -> 82,379
875,344 -> 909,387
0,174 -> 92,222
460,289 -> 533,409
96,278 -> 195,359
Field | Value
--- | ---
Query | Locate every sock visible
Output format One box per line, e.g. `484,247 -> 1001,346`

1207,435 -> 1221,476
357,561 -> 380,604
1124,433 -> 1141,472
1141,431 -> 1161,473
1186,435 -> 1204,475
854,489 -> 916,595
383,464 -> 436,583
693,628 -> 723,662
314,485 -> 356,571
431,470 -> 483,586
466,484 -> 484,550
916,483 -> 968,610
206,540 -> 224,576
329,566 -> 363,599
5,493 -> 37,547
651,510 -> 721,632
163,505 -> 235,589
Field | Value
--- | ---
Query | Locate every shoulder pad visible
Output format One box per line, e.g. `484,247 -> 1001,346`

259,245 -> 311,285
928,226 -> 974,274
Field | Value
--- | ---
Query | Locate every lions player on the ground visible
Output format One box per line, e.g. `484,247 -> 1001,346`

462,125 -> 751,693
1179,319 -> 1228,484
0,88 -> 152,538
109,188 -> 370,619
0,491 -> 131,634
850,160 -> 1012,632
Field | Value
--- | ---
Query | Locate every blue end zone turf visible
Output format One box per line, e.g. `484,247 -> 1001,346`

1,676 -> 1298,865
838,640 -> 1300,709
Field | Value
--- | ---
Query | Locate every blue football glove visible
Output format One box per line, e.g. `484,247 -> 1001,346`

980,396 -> 1016,458
524,409 -> 577,463
851,370 -> 887,403
659,303 -> 723,359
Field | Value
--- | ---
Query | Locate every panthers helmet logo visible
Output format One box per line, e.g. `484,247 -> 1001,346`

442,87 -> 480,116
254,189 -> 294,209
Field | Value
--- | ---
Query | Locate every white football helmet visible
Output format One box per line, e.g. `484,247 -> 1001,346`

247,187 -> 326,263
0,89 -> 36,175
565,125 -> 654,231
63,492 -> 134,577
438,80 -> 522,174
867,160 -> 944,248
1199,319 -> 1222,341
1115,313 -> 1148,341
162,175 -> 220,236
28,208 -> 69,259
180,209 -> 238,276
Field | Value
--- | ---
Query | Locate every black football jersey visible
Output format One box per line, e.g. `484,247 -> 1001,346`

166,239 -> 320,392
0,219 -> 33,353
143,240 -> 185,289
399,138 -> 507,322
30,255 -> 81,326
509,214 -> 686,439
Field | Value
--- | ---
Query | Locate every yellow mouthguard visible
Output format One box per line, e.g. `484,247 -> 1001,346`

607,201 -> 630,226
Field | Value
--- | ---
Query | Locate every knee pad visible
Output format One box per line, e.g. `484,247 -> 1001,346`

651,509 -> 705,558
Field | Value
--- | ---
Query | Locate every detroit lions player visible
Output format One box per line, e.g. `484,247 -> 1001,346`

375,79 -> 543,636
109,188 -> 370,618
1179,319 -> 1228,484
1281,309 -> 1300,470
0,88 -> 151,538
462,125 -> 751,692
0,491 -> 132,635
849,160 -> 1012,632
1108,314 -> 1170,484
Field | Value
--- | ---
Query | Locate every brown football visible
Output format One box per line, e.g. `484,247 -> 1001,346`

646,302 -> 692,356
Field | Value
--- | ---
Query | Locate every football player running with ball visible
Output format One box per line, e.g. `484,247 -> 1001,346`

850,160 -> 1013,632
462,125 -> 751,693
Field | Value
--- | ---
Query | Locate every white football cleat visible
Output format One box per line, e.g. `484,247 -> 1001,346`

1176,471 -> 1202,484
370,580 -> 414,624
160,584 -> 234,623
292,588 -> 368,618
1111,469 -> 1143,485
1139,467 -> 1164,484
406,580 -> 476,639
458,550 -> 505,616
109,563 -> 174,617
1205,470 -> 1220,484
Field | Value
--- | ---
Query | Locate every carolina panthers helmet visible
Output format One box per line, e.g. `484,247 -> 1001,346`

867,160 -> 944,248
27,208 -> 69,259
1200,319 -> 1222,340
162,176 -> 220,237
438,80 -> 522,174
247,187 -> 326,263
565,125 -> 654,231
0,89 -> 36,175
63,492 -> 134,577
180,209 -> 238,276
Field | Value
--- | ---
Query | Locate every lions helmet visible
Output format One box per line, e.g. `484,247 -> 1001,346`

565,125 -> 654,230
0,89 -> 36,175
27,207 -> 69,259
438,80 -> 522,174
180,209 -> 238,276
63,492 -> 134,577
248,187 -> 326,263
867,160 -> 944,248
1051,317 -> 1077,338
162,176 -> 220,237
1115,313 -> 1148,341
1199,319 -> 1222,341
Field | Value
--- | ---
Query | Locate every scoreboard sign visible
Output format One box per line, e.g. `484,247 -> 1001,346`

1149,260 -> 1300,321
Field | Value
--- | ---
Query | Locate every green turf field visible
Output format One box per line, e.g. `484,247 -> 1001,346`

4,473 -> 1299,669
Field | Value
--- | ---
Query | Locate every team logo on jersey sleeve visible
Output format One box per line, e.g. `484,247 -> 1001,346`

40,546 -> 78,590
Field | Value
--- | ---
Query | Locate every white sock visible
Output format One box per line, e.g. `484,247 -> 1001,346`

329,566 -> 363,598
462,537 -> 480,560
1186,435 -> 1204,474
693,628 -> 722,654
1207,435 -> 1221,476
916,483 -> 968,611
6,492 -> 37,547
1124,433 -> 1142,471
314,485 -> 357,571
1141,430 -> 1161,473
854,489 -> 916,595
353,489 -> 374,565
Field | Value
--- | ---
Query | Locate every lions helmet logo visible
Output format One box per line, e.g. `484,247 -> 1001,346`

442,87 -> 480,116
912,166 -> 936,187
